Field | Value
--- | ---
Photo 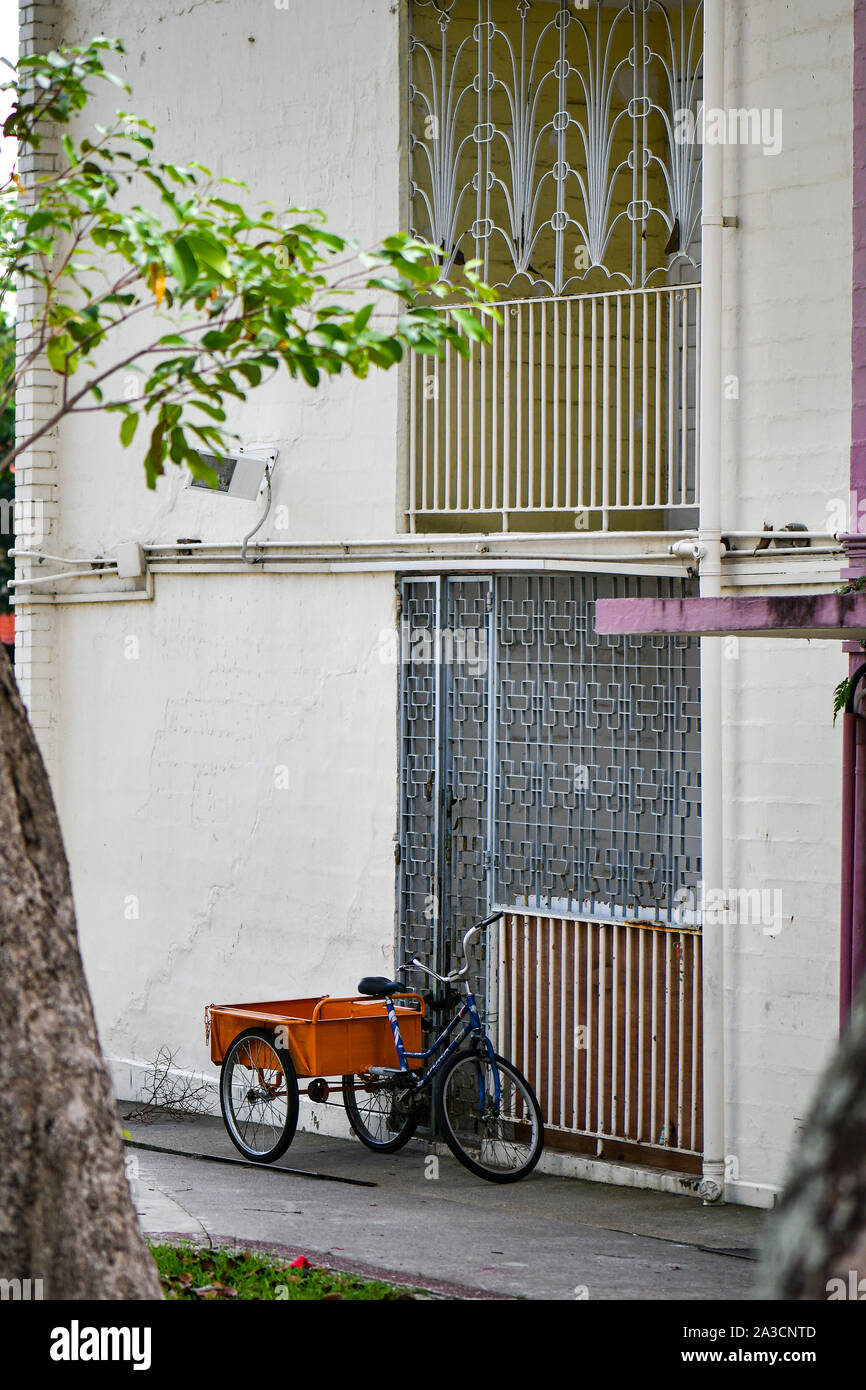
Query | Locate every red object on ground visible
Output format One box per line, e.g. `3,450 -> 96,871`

0,612 -> 14,646
289,1256 -> 312,1270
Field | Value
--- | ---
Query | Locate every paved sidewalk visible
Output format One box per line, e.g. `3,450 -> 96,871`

124,1108 -> 768,1301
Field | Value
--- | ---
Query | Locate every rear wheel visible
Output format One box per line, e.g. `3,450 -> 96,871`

436,1050 -> 544,1183
220,1027 -> 299,1163
342,1073 -> 419,1152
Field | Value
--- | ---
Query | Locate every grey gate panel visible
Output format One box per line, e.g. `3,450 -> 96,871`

397,573 -> 701,1012
398,577 -> 492,1000
396,577 -> 439,972
493,574 -> 701,922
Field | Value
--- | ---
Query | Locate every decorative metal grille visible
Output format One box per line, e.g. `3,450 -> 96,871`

409,0 -> 703,292
397,579 -> 441,971
397,572 -> 701,986
492,572 -> 701,921
398,577 -> 492,1000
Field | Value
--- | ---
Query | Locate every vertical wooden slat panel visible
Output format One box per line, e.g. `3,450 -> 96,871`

526,915 -> 536,1089
536,915 -> 548,1118
599,924 -> 612,1134
638,930 -> 649,1141
676,936 -> 685,1148
585,922 -> 596,1132
554,919 -> 564,1128
613,924 -> 627,1136
667,932 -> 674,1146
512,914 -> 523,1091
694,938 -> 703,1153
500,915 -> 702,1160
574,920 -> 585,1130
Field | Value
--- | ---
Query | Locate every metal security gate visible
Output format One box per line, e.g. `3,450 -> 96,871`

397,577 -> 492,996
397,572 -> 703,1167
406,1 -> 704,534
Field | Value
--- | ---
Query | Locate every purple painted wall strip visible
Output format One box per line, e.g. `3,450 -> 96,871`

846,2 -> 866,1024
595,592 -> 866,638
852,0 -> 866,505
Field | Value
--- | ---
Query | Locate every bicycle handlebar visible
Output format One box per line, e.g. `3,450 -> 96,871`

395,909 -> 505,985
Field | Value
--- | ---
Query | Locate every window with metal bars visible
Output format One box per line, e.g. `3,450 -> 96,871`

406,0 -> 704,532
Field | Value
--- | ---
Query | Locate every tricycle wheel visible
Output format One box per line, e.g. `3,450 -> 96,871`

342,1073 -> 419,1153
220,1027 -> 299,1163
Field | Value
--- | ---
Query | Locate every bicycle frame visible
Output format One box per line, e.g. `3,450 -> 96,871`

382,986 -> 501,1107
372,909 -> 508,1110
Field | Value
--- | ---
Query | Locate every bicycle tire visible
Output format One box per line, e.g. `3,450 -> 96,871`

436,1050 -> 544,1183
342,1072 -> 419,1153
219,1027 -> 299,1163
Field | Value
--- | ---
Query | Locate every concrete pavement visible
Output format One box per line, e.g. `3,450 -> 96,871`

124,1107 -> 768,1300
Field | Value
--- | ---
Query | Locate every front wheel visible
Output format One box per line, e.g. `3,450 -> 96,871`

436,1050 -> 544,1183
220,1027 -> 299,1163
342,1073 -> 419,1152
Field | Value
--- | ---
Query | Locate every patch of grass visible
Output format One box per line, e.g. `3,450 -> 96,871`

150,1242 -> 422,1301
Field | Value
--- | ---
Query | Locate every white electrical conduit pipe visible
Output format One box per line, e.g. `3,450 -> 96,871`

9,549 -> 113,565
697,0 -> 726,1205
8,566 -> 116,589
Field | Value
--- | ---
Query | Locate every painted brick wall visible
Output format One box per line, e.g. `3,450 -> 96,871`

720,0 -> 854,1198
14,1 -> 62,773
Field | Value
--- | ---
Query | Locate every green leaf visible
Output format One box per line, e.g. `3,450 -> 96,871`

297,356 -> 320,387
46,335 -> 73,373
366,337 -> 403,366
184,231 -> 231,278
449,307 -> 490,343
353,302 -> 374,333
184,450 -> 219,487
833,676 -> 852,726
191,399 -> 227,422
367,274 -> 411,295
169,427 -> 187,463
25,210 -> 55,233
143,423 -> 166,490
166,237 -> 198,290
120,414 -> 138,447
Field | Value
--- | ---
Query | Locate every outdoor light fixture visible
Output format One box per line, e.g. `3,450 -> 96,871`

186,446 -> 277,501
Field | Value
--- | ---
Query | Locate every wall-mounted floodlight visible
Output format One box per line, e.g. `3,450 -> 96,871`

186,446 -> 276,501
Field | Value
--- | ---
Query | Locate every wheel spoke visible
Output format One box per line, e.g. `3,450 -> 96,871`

343,1073 -> 418,1151
222,1033 -> 296,1159
441,1054 -> 542,1178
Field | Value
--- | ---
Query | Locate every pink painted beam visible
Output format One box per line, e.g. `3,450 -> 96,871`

595,592 -> 866,640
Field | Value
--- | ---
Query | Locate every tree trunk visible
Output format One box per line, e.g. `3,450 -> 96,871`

761,980 -> 866,1298
0,646 -> 161,1299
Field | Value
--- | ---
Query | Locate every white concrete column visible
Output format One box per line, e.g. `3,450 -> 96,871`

698,0 -> 727,1203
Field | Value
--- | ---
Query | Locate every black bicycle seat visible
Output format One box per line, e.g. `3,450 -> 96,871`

357,976 -> 402,997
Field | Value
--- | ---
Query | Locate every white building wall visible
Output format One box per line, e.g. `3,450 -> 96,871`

42,0 -> 408,1110
53,0 -> 407,552
56,573 -> 400,1110
15,0 -> 856,1198
724,0 -> 852,532
719,0 -> 853,1200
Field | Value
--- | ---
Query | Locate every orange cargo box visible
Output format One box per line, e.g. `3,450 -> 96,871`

206,994 -> 425,1078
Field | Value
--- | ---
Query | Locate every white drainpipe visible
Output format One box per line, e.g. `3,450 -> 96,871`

698,0 -> 726,1203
